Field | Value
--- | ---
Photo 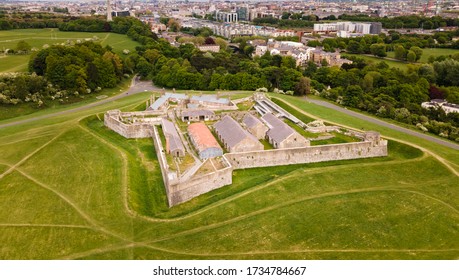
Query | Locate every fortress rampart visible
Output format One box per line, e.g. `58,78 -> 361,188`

225,139 -> 387,169
104,107 -> 388,207
167,163 -> 233,206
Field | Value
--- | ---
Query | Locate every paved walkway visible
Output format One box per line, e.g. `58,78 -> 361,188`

305,97 -> 459,150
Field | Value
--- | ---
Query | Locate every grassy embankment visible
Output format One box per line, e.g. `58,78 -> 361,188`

0,91 -> 457,260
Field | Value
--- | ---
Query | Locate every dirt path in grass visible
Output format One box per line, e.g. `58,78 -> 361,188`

0,223 -> 91,229
146,184 -> 459,245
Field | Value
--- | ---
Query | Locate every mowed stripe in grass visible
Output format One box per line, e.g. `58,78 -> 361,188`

0,55 -> 29,72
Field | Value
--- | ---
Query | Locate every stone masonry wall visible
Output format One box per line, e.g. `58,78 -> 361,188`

167,166 -> 233,206
224,140 -> 388,169
104,111 -> 158,138
105,109 -> 388,207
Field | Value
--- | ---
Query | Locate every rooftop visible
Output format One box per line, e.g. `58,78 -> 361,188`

190,95 -> 230,105
188,123 -> 221,152
161,118 -> 185,153
182,109 -> 215,117
243,113 -> 263,129
261,113 -> 296,143
214,115 -> 259,149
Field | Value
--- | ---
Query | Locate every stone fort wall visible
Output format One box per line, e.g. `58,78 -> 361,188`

167,164 -> 233,206
151,119 -> 233,207
104,110 -> 161,138
105,111 -> 388,207
225,140 -> 388,169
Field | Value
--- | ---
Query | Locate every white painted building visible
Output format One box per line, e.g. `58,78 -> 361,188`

422,100 -> 459,114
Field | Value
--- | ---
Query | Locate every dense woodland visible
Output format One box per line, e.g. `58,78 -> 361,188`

0,15 -> 458,141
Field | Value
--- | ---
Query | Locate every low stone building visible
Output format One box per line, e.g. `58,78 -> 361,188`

261,113 -> 309,149
214,115 -> 263,153
181,109 -> 216,122
243,114 -> 269,139
161,118 -> 185,157
187,123 -> 223,159
190,95 -> 231,107
198,44 -> 220,53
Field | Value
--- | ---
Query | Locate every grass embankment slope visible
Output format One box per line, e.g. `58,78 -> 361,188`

0,91 -> 457,260
0,29 -> 141,73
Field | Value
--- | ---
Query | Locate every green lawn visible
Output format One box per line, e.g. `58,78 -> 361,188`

343,54 -> 410,71
0,29 -> 141,73
386,48 -> 459,63
0,91 -> 457,259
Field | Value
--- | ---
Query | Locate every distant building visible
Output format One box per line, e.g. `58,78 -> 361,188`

370,22 -> 382,35
261,113 -> 309,149
112,10 -> 131,17
236,6 -> 250,21
187,123 -> 223,159
422,99 -> 459,114
148,93 -> 233,111
198,44 -> 221,53
214,115 -> 263,153
311,50 -> 352,67
243,114 -> 268,139
181,109 -> 216,122
314,22 -> 382,37
217,11 -> 238,23
161,118 -> 185,157
190,95 -> 231,107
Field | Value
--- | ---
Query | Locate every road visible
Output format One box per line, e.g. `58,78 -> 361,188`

305,97 -> 459,151
0,77 -> 160,130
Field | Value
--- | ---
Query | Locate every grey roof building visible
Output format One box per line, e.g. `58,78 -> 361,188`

243,114 -> 268,139
190,95 -> 230,106
261,113 -> 309,149
161,118 -> 185,157
188,123 -> 223,160
214,115 -> 263,153
181,109 -> 216,122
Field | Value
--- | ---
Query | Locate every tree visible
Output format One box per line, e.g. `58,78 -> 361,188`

204,37 -> 216,45
167,18 -> 180,32
394,44 -> 406,61
16,40 -> 31,53
342,85 -> 364,107
370,43 -> 386,57
294,77 -> 311,96
410,46 -> 423,61
407,50 -> 417,63
347,40 -> 362,54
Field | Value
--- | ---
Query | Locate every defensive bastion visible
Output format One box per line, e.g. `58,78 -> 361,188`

104,95 -> 388,207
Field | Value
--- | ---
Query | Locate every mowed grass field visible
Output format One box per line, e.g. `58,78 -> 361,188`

343,53 -> 410,71
387,48 -> 459,63
348,48 -> 459,71
0,29 -> 141,73
0,91 -> 458,259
